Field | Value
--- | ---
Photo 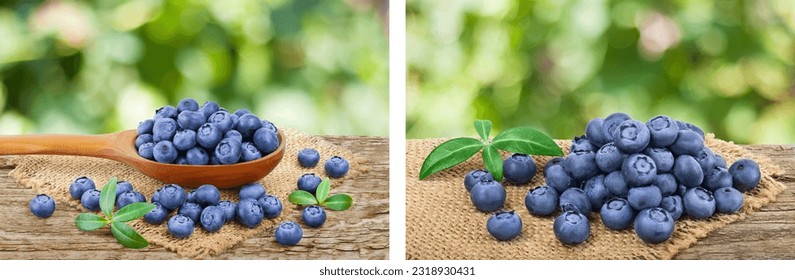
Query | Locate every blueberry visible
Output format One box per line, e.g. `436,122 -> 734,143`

543,157 -> 565,176
208,111 -> 235,133
157,184 -> 186,211
563,150 -> 598,182
694,147 -> 716,173
325,156 -> 350,178
177,110 -> 205,131
585,118 -> 607,147
643,147 -> 674,173
714,187 -> 743,214
487,210 -> 522,241
258,194 -> 283,219
153,141 -> 178,163
138,142 -> 155,160
503,153 -> 537,185
669,130 -> 704,156
224,130 -> 243,143
193,184 -> 220,207
239,142 -> 262,162
464,169 -> 494,192
646,115 -> 679,148
600,197 -> 635,230
115,181 -> 134,196
214,138 -> 242,164
200,206 -> 225,232
627,185 -> 662,211
601,112 -> 631,143
676,185 -> 688,197
167,214 -> 195,238
138,119 -> 154,135
177,98 -> 199,112
174,155 -> 188,165
544,165 -> 573,194
135,134 -> 153,149
253,127 -> 280,155
178,202 -> 203,223
298,148 -> 321,168
469,179 -> 506,212
613,120 -> 651,154
301,205 -> 327,228
186,190 -> 197,204
654,173 -> 678,196
275,221 -> 303,246
260,119 -> 278,133
673,155 -> 704,188
234,109 -> 252,117
172,129 -> 197,151
559,188 -> 591,215
525,185 -> 559,216
715,154 -> 727,168
595,142 -> 625,173
236,114 -> 262,138
239,182 -> 266,200
703,166 -> 732,192
570,135 -> 596,153
196,123 -> 223,149
153,118 -> 178,142
185,147 -> 210,165
80,189 -> 101,211
217,200 -> 237,222
605,171 -> 629,197
236,198 -> 264,228
683,187 -> 716,219
553,211 -> 590,245
30,194 -> 55,218
69,176 -> 96,199
622,154 -> 657,186
660,195 -> 684,220
729,159 -> 761,192
297,173 -> 322,194
151,189 -> 161,204
677,121 -> 705,139
584,175 -> 610,212
144,202 -> 168,224
117,191 -> 146,209
199,101 -> 220,119
634,208 -> 675,244
154,105 -> 178,119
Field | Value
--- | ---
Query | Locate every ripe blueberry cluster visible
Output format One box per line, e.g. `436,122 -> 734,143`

69,176 -> 146,212
136,98 -> 279,165
297,147 -> 350,179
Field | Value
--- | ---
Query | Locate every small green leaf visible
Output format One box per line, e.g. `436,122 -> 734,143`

113,202 -> 155,223
110,222 -> 148,249
321,194 -> 353,211
100,177 -> 118,218
315,178 -> 331,203
491,127 -> 563,156
288,190 -> 319,206
474,119 -> 492,142
419,137 -> 484,180
75,213 -> 108,231
482,145 -> 504,181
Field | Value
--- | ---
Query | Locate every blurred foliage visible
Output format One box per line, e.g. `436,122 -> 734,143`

407,0 -> 795,144
0,0 -> 388,136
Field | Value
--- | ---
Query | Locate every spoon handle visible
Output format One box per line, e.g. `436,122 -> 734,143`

0,133 -> 121,159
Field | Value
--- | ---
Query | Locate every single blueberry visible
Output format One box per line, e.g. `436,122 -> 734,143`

585,118 -> 608,147
237,198 -> 264,228
677,121 -> 705,139
153,118 -> 178,142
553,211 -> 590,245
172,129 -> 197,151
669,130 -> 704,156
714,187 -> 743,214
199,101 -> 220,119
177,97 -> 199,112
613,120 -> 651,154
238,182 -> 266,201
298,148 -> 321,168
234,109 -> 252,117
646,115 -> 679,148
622,154 -> 657,186
563,150 -> 598,182
217,200 -> 237,222
115,181 -> 134,196
559,188 -> 591,215
151,189 -> 161,204
694,147 -> 716,173
297,173 -> 323,194
627,185 -> 662,211
167,214 -> 195,238
178,202 -> 203,223
144,202 -> 168,225
503,153 -> 537,185
584,175 -> 610,212
186,190 -> 197,204
214,138 -> 242,164
683,187 -> 716,219
138,142 -> 155,160
260,119 -> 278,133
715,154 -> 727,168
595,142 -> 625,173
543,157 -> 565,176
117,191 -> 146,209
544,165 -> 573,194
275,221 -> 303,246
703,166 -> 732,192
138,119 -> 154,135
69,176 -> 96,199
253,127 -> 280,155
177,110 -> 205,131
135,134 -> 153,149
29,194 -> 56,218
196,123 -> 223,149
673,155 -> 704,188
240,142 -> 262,162
301,205 -> 327,228
634,208 -> 675,244
224,130 -> 243,144
185,147 -> 210,165
325,156 -> 350,178
236,114 -> 263,138
600,197 -> 635,230
154,105 -> 178,119
660,195 -> 684,220
601,112 -> 631,143
200,206 -> 225,233
258,194 -> 283,219
153,141 -> 178,163
158,184 -> 186,211
80,189 -> 101,211
487,210 -> 523,241
643,147 -> 674,173
654,173 -> 678,196
729,159 -> 761,192
464,169 -> 494,192
570,135 -> 596,153
470,179 -> 506,212
525,185 -> 559,216
604,171 -> 629,198
208,111 -> 235,133
194,184 -> 221,207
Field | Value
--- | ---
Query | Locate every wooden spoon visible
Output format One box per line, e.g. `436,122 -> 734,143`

0,129 -> 285,189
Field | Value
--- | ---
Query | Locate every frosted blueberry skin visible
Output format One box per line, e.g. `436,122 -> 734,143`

683,187 -> 716,219
694,147 -> 717,173
714,187 -> 743,214
543,157 -> 565,176
224,130 -> 243,143
301,205 -> 327,228
634,207 -> 675,244
154,105 -> 178,120
622,154 -> 657,186
595,142 -> 626,173
613,120 -> 651,154
199,101 -> 221,119
585,118 -> 607,147
172,129 -> 197,151
153,141 -> 178,163
240,142 -> 262,162
553,210 -> 590,245
236,114 -> 263,138
559,188 -> 591,215
570,135 -> 596,154
177,97 -> 199,112
563,150 -> 598,183
135,134 -> 153,149
157,184 -> 186,211
116,191 -> 146,209
627,185 -> 663,211
144,202 -> 168,225
200,206 -> 226,233
234,109 -> 252,117
115,181 -> 134,196
193,184 -> 221,207
646,115 -> 679,148
177,110 -> 205,131
138,142 -> 155,160
253,127 -> 280,155
673,155 -> 704,188
167,214 -> 194,238
138,119 -> 154,135
152,118 -> 178,142
714,154 -> 727,168
487,211 -> 523,241
80,189 -> 101,211
729,159 -> 761,192
297,148 -> 321,168
643,147 -> 674,173
669,130 -> 704,157
207,111 -> 236,133
275,221 -> 303,246
703,166 -> 732,192
185,147 -> 210,165
464,169 -> 494,192
600,197 -> 635,230
503,153 -> 537,185
258,194 -> 283,219
601,112 -> 631,143
178,202 -> 204,223
545,165 -> 573,194
654,173 -> 678,196
676,121 -> 705,139
236,198 -> 264,228
604,171 -> 629,198
260,119 -> 278,134
196,123 -> 223,149
584,175 -> 610,212
525,185 -> 559,216
217,200 -> 237,222
69,176 -> 96,199
29,194 -> 56,218
297,173 -> 323,194
214,138 -> 242,164
324,156 -> 350,178
239,182 -> 267,201
469,179 -> 506,213
660,195 -> 684,220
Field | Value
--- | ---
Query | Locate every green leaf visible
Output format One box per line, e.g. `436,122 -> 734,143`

321,194 -> 353,211
315,178 -> 331,203
110,222 -> 148,249
75,213 -> 108,231
419,137 -> 484,180
288,190 -> 319,206
474,119 -> 492,142
491,127 -> 563,156
99,177 -> 118,218
482,145 -> 504,181
113,202 -> 155,223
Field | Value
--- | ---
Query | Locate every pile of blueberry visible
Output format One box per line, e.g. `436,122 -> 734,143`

136,98 -> 279,165
467,113 -> 761,245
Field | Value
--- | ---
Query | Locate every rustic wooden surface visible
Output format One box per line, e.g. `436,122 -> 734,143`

0,136 -> 389,260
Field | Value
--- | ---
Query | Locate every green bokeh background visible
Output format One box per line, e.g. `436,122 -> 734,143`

0,0 -> 388,136
407,0 -> 795,144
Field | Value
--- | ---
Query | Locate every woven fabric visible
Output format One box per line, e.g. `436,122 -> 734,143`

405,134 -> 786,260
4,128 -> 366,259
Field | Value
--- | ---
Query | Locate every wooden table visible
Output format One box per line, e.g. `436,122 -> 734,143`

0,136 -> 389,260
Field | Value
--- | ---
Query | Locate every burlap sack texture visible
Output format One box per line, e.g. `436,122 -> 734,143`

3,128 -> 367,259
406,134 -> 786,260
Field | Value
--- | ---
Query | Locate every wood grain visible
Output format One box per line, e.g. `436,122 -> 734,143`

0,136 -> 389,260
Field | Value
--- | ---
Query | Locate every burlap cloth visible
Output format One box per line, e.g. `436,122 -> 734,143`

1,128 -> 367,259
406,134 -> 786,260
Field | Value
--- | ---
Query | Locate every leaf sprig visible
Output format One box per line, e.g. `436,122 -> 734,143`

288,178 -> 353,211
419,119 -> 563,181
74,177 -> 155,249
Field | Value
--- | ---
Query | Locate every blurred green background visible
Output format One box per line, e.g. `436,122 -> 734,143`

0,0 -> 388,136
407,0 -> 795,144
